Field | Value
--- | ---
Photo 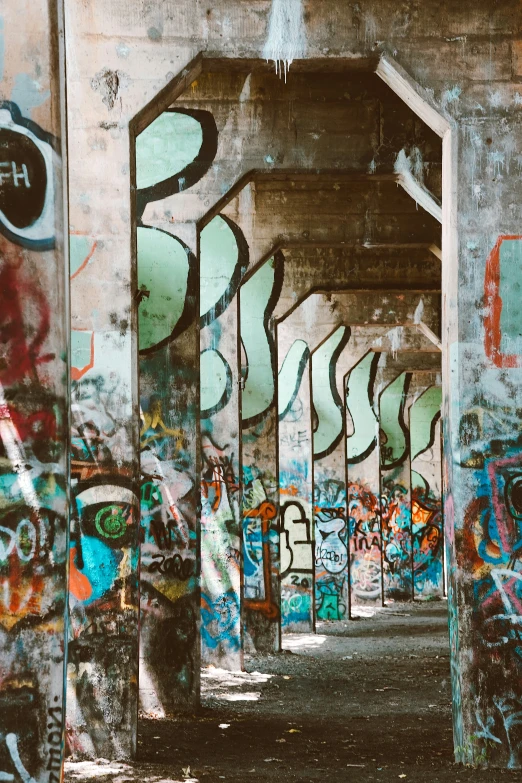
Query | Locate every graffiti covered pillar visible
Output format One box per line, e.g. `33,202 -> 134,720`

379,372 -> 414,601
0,2 -> 69,781
312,327 -> 351,624
135,109 -> 204,716
346,352 -> 383,612
410,384 -> 443,599
240,255 -> 284,653
278,337 -> 314,633
200,215 -> 248,669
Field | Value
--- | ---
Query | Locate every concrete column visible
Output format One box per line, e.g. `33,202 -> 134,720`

314,327 -> 439,622
378,364 -> 441,603
240,254 -> 284,653
278,339 -> 314,632
346,351 -> 440,611
312,328 -> 351,623
346,353 -> 382,612
410,384 -> 443,599
379,372 -> 415,601
278,291 -> 441,628
200,215 -> 248,670
0,2 -> 68,781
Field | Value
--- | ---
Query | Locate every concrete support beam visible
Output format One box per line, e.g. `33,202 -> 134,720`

0,2 -> 68,780
222,176 -> 440,270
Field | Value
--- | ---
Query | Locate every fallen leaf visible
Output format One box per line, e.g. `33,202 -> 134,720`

283,675 -> 291,680
276,738 -> 286,743
287,729 -> 301,733
399,775 -> 407,779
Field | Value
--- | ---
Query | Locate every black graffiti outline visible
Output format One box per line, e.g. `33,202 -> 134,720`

0,101 -> 58,251
278,344 -> 311,422
200,348 -> 233,419
137,226 -> 198,353
411,407 -> 441,462
241,250 -> 285,428
200,214 -> 249,329
136,108 -> 218,219
313,325 -> 351,460
279,500 -> 314,579
346,350 -> 381,465
380,371 -> 412,470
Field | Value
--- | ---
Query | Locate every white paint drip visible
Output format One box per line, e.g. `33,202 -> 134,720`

263,0 -> 307,80
387,326 -> 404,359
413,299 -> 425,324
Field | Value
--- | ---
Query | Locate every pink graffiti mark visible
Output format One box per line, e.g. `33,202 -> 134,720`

482,569 -> 522,618
487,453 -> 522,558
484,235 -> 522,368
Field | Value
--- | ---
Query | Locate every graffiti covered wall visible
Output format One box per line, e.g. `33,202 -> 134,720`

200,215 -> 248,669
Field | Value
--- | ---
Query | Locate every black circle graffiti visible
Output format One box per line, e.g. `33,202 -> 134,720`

0,128 -> 47,228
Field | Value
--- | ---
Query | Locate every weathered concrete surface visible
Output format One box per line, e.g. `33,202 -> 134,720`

200,216 -> 247,670
222,176 -> 440,271
278,342 -> 314,633
0,3 -> 68,781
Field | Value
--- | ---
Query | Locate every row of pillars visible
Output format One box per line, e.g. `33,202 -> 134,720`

6,1 -> 522,777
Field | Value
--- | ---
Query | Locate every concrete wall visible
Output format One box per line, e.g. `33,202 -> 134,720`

0,2 -> 68,780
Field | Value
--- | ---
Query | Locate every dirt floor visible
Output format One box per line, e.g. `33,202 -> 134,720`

65,602 -> 521,783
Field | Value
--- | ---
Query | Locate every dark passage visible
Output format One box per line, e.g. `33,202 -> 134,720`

66,603 -> 519,782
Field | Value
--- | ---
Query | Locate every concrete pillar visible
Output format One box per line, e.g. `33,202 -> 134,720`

278,339 -> 314,632
378,365 -> 441,602
240,254 -> 284,652
314,327 -> 439,622
278,290 -> 441,628
0,2 -> 68,780
200,215 -> 248,669
346,353 -> 382,612
346,351 -> 440,611
409,384 -> 443,599
312,328 -> 351,623
379,371 -> 415,602
135,110 -> 202,714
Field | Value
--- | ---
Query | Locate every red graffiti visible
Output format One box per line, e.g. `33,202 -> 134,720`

244,501 -> 279,620
484,234 -> 522,368
0,237 -> 53,386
